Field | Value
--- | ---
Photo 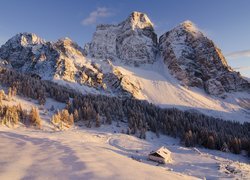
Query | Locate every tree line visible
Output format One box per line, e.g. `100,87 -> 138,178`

0,67 -> 249,155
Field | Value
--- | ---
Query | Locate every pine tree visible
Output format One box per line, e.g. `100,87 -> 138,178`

61,109 -> 70,123
11,87 -> 17,97
0,90 -> 5,104
38,96 -> 46,106
184,130 -> 193,147
29,107 -> 41,128
73,109 -> 79,122
230,138 -> 241,154
7,87 -> 12,100
221,142 -> 229,152
69,114 -> 74,126
207,135 -> 215,149
2,106 -> 19,127
95,113 -> 100,127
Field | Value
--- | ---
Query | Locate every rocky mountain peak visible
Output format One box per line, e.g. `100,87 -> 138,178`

0,33 -> 58,77
122,11 -> 154,30
57,37 -> 73,44
180,20 -> 197,30
159,22 -> 250,95
55,37 -> 86,57
87,12 -> 157,66
170,20 -> 203,39
5,33 -> 45,48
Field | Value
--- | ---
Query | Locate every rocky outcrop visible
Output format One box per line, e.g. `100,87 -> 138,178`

53,37 -> 105,88
103,67 -> 141,98
159,21 -> 250,95
86,11 -> 158,66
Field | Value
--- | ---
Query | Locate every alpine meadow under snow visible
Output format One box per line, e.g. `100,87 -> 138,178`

0,11 -> 250,180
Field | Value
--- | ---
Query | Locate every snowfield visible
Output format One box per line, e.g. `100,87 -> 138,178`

59,55 -> 250,123
109,58 -> 250,123
0,126 -> 195,180
0,124 -> 249,180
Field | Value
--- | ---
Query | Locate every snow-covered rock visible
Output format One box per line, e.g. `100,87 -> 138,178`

86,11 -> 158,66
0,33 -> 57,78
159,21 -> 250,95
0,33 -> 138,98
103,66 -> 142,98
204,79 -> 225,95
0,33 -> 106,88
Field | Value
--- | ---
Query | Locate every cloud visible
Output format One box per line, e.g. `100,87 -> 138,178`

233,66 -> 250,71
81,7 -> 112,26
226,50 -> 250,59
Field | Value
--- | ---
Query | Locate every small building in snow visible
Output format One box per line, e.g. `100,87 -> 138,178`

148,146 -> 172,164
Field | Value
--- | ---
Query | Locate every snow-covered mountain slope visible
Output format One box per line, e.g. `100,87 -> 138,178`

85,11 -> 158,66
1,124 -> 249,179
159,21 -> 250,95
108,59 -> 250,122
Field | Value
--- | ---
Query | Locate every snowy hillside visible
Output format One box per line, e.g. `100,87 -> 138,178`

105,58 -> 250,123
1,123 -> 250,179
0,84 -> 249,179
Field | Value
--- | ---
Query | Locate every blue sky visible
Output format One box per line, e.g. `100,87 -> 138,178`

0,0 -> 249,77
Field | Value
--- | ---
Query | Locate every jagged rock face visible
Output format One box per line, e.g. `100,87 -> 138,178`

0,33 -> 57,78
103,67 -> 141,98
87,11 -> 158,66
52,38 -> 104,88
159,21 -> 250,95
0,33 -> 105,88
0,33 -> 137,98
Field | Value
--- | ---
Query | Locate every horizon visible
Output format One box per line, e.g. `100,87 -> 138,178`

0,0 -> 249,77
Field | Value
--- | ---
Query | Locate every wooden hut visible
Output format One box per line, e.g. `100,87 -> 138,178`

148,146 -> 172,164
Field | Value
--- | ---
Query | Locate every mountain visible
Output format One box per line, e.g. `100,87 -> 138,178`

0,32 -> 143,98
0,33 -> 100,85
159,21 -> 250,95
0,12 -> 249,122
85,11 -> 158,66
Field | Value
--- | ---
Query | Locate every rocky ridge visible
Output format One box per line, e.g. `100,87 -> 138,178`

159,21 -> 250,95
0,32 -> 142,98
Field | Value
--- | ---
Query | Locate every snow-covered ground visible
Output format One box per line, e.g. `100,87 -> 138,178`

0,126 -> 194,180
0,85 -> 66,129
0,124 -> 249,180
0,88 -> 249,179
110,58 -> 250,123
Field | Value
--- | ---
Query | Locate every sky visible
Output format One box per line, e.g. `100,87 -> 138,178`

0,0 -> 249,77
